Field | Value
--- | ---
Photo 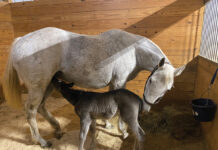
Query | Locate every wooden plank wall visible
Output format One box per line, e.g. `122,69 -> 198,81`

0,2 -> 13,78
10,0 -> 205,66
194,56 -> 218,150
0,0 -> 205,100
0,2 -> 14,101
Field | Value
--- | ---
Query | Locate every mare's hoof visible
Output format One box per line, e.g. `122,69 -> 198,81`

55,131 -> 64,139
41,141 -> 52,148
123,132 -> 129,139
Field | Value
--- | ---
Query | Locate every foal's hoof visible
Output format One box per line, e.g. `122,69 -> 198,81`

55,131 -> 64,139
41,141 -> 52,148
123,132 -> 129,139
105,123 -> 114,129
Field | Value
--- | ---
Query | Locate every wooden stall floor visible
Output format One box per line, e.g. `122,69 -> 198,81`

0,95 -> 210,150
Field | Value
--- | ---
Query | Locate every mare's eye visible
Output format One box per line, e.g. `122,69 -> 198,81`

149,79 -> 152,84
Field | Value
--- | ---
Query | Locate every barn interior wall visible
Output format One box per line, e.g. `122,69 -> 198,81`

0,2 -> 14,101
0,2 -> 13,77
194,56 -> 218,150
0,0 -> 205,101
1,1 -> 217,149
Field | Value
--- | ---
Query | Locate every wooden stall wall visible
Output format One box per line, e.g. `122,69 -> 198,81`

0,2 -> 14,102
194,56 -> 218,150
0,2 -> 13,77
5,0 -> 204,99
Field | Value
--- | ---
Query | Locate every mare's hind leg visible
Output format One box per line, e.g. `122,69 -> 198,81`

37,83 -> 62,139
25,87 -> 51,148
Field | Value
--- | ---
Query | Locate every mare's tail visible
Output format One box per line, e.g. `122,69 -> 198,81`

2,46 -> 22,109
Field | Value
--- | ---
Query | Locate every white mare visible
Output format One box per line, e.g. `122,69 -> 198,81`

2,27 -> 185,147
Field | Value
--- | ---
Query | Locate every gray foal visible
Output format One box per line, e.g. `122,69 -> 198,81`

52,77 -> 147,150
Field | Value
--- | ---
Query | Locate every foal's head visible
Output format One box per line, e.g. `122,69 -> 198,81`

143,58 -> 185,107
52,77 -> 74,90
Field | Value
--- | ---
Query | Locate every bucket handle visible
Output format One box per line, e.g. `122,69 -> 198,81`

210,68 -> 218,85
201,68 -> 218,98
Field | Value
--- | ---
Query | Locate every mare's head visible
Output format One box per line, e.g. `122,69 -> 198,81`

143,58 -> 185,109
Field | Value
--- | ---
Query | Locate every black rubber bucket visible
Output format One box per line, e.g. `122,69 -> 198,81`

192,98 -> 217,122
192,68 -> 218,122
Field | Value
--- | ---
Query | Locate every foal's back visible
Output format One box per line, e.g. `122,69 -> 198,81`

74,91 -> 117,119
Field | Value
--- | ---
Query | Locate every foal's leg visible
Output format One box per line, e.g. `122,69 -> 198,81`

133,126 -> 145,150
79,114 -> 92,150
109,81 -> 129,138
103,84 -> 114,129
89,119 -> 96,150
120,108 -> 145,150
37,83 -> 62,139
104,120 -> 113,129
118,117 -> 129,139
25,87 -> 51,148
126,119 -> 145,150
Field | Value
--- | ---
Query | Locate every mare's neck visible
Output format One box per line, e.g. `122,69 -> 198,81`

136,39 -> 171,71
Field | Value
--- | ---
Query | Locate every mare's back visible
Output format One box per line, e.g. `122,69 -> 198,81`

64,29 -> 143,64
11,27 -> 77,61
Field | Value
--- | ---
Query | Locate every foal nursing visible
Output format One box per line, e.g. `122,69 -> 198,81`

52,77 -> 147,150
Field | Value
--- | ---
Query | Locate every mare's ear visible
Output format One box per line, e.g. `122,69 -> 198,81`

158,58 -> 165,67
174,65 -> 186,77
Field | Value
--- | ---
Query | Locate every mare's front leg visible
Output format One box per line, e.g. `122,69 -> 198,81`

79,113 -> 92,150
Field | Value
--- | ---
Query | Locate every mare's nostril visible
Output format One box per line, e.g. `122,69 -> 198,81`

155,97 -> 162,104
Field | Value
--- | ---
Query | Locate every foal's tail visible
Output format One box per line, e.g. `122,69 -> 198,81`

2,48 -> 22,109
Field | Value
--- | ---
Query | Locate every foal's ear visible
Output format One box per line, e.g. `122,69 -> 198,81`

174,65 -> 186,77
158,58 -> 165,67
67,82 -> 74,87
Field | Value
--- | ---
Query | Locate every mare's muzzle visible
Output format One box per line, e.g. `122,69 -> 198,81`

143,95 -> 163,106
154,97 -> 163,104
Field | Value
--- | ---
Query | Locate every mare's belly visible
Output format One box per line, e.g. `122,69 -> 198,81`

60,67 -> 113,89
